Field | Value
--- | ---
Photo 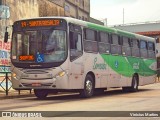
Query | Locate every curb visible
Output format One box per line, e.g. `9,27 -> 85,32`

0,89 -> 35,99
0,81 -> 160,99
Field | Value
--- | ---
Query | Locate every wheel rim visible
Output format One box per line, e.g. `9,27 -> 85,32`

133,77 -> 137,89
85,79 -> 93,94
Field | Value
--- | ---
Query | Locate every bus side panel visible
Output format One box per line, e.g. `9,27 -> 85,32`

68,55 -> 84,89
102,55 -> 131,87
139,59 -> 157,85
83,53 -> 103,88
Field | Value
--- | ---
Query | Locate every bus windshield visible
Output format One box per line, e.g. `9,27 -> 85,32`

11,19 -> 67,68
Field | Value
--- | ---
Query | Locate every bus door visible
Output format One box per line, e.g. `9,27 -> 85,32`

68,23 -> 84,89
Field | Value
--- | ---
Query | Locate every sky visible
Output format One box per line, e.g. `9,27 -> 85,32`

90,0 -> 160,26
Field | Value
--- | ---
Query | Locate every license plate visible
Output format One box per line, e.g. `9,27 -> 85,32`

32,83 -> 41,87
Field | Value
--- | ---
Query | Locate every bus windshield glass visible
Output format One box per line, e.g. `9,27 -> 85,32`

11,19 -> 67,68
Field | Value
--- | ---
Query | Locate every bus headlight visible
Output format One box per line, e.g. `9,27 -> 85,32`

56,71 -> 67,78
58,71 -> 66,77
12,73 -> 16,78
12,72 -> 20,79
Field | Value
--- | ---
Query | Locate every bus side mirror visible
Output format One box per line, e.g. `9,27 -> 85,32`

156,38 -> 159,43
156,50 -> 159,54
4,31 -> 8,43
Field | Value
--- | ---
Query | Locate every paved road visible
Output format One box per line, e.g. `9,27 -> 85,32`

0,82 -> 160,120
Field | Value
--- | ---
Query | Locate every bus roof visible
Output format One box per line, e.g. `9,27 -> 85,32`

15,16 -> 155,42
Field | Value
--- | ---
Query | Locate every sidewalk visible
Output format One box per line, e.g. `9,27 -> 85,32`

0,78 -> 160,99
0,88 -> 35,99
0,75 -> 35,99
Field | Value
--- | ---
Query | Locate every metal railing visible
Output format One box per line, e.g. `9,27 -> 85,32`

0,71 -> 11,95
0,65 -> 32,96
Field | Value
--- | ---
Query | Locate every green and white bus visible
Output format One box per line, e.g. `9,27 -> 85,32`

9,17 -> 157,99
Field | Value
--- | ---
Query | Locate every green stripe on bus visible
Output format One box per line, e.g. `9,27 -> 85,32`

87,23 -> 136,38
117,30 -> 135,38
87,23 -> 115,33
101,54 -> 156,77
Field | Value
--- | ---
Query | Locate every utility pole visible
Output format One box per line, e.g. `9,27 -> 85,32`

0,0 -> 2,5
123,8 -> 124,25
104,18 -> 107,26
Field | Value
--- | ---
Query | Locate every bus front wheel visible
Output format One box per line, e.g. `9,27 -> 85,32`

34,89 -> 48,99
80,74 -> 95,98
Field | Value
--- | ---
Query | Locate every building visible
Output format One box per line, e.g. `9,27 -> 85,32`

38,0 -> 90,21
64,0 -> 90,21
0,0 -> 102,39
0,0 -> 103,71
37,0 -> 103,24
113,22 -> 160,57
38,0 -> 65,17
112,22 -> 160,38
89,17 -> 104,26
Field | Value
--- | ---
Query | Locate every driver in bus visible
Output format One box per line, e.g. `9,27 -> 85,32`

45,32 -> 57,54
44,31 -> 65,62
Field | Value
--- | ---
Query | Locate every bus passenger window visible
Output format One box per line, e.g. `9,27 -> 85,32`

122,37 -> 131,56
131,39 -> 140,57
84,28 -> 98,53
111,34 -> 121,55
70,31 -> 82,61
98,32 -> 110,54
140,40 -> 148,58
148,42 -> 155,59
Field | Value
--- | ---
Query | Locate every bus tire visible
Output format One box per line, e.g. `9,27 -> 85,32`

123,75 -> 138,92
130,75 -> 139,92
80,74 -> 94,98
34,89 -> 48,99
94,88 -> 106,95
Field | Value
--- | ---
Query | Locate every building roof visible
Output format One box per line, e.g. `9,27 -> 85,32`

113,21 -> 160,35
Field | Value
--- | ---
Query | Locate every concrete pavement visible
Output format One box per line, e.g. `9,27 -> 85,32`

0,75 -> 34,99
0,77 -> 160,99
0,88 -> 34,99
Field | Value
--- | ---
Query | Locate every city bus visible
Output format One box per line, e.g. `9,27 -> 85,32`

8,17 -> 157,99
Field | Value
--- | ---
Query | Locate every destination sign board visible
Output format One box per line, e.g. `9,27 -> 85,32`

20,19 -> 60,28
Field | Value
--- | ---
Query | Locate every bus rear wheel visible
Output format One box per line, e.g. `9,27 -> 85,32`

80,74 -> 95,98
34,89 -> 48,99
123,75 -> 139,92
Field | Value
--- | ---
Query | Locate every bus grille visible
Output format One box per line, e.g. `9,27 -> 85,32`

21,83 -> 53,87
